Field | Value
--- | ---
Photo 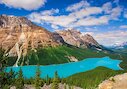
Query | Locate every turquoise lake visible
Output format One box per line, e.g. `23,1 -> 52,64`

6,57 -> 122,78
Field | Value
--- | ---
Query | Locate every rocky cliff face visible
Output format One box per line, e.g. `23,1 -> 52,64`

0,15 -> 59,66
55,29 -> 101,49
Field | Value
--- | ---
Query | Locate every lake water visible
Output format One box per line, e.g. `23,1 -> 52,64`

6,57 -> 122,78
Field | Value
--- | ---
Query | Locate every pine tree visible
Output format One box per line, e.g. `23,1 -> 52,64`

46,75 -> 50,85
51,71 -> 60,89
8,68 -> 15,85
0,48 -> 11,88
34,66 -> 41,89
15,68 -> 24,89
0,48 -> 7,71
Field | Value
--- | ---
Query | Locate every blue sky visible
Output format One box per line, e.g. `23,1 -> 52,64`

0,0 -> 127,46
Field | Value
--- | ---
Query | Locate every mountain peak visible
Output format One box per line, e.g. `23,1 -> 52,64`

55,29 -> 100,49
0,14 -> 33,28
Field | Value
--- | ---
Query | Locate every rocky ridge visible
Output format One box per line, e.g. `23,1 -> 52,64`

55,29 -> 101,49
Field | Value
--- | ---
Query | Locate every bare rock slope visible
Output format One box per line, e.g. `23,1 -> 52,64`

0,15 -> 59,66
10,83 -> 82,89
55,29 -> 101,49
99,73 -> 127,89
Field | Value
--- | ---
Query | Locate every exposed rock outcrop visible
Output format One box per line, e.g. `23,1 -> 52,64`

10,83 -> 83,89
66,56 -> 78,62
99,73 -> 127,89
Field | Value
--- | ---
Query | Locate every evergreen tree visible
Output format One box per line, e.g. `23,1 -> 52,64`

0,48 -> 7,71
51,71 -> 60,89
0,48 -> 12,88
8,68 -> 15,85
46,75 -> 50,85
34,66 -> 42,89
15,68 -> 24,89
2,84 -> 9,89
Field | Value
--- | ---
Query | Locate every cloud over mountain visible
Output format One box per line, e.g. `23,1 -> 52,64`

90,30 -> 127,46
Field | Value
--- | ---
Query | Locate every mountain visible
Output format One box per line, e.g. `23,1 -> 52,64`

0,15 -> 109,67
110,42 -> 127,53
55,29 -> 101,49
0,15 -> 60,66
0,14 -> 60,49
112,42 -> 127,49
117,42 -> 127,49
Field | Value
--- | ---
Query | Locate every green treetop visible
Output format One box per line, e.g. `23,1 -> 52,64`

15,68 -> 24,89
51,71 -> 60,89
34,66 -> 43,89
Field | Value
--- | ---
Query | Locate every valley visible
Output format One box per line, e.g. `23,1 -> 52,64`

0,15 -> 127,89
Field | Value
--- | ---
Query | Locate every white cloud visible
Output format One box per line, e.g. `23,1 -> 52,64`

120,25 -> 127,29
28,12 -> 76,27
102,2 -> 112,14
28,7 -> 103,27
51,24 -> 59,29
102,2 -> 122,20
66,1 -> 90,12
69,7 -> 103,19
91,30 -> 127,46
82,32 -> 95,36
113,0 -> 119,5
124,13 -> 127,18
40,9 -> 59,16
85,27 -> 98,31
110,7 -> 122,20
28,0 -> 123,28
124,10 -> 127,18
0,0 -> 46,10
73,15 -> 109,27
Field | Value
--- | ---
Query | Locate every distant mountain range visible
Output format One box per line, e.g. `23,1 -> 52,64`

114,42 -> 127,49
109,42 -> 127,53
0,15 -> 115,66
